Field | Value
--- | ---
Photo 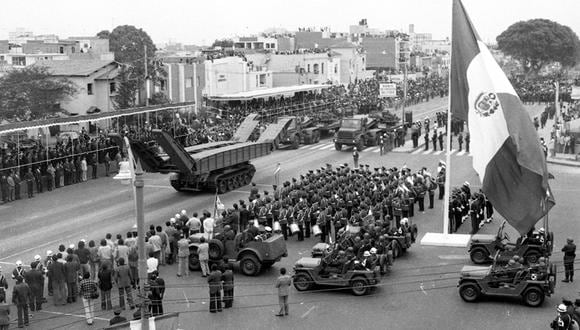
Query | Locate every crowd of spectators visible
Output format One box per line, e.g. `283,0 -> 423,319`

510,77 -> 577,104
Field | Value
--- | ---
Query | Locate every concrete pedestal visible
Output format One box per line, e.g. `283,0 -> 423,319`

420,232 -> 471,247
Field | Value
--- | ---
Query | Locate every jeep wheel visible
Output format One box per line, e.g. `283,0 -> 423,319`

188,252 -> 200,271
208,239 -> 224,259
240,254 -> 261,276
524,251 -> 540,265
335,143 -> 342,151
523,287 -> 544,307
459,283 -> 480,302
293,273 -> 313,291
470,248 -> 488,264
351,277 -> 369,296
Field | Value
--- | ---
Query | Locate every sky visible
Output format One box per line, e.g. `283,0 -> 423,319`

1,0 -> 579,46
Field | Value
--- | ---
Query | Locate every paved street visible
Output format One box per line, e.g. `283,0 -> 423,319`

2,99 -> 579,329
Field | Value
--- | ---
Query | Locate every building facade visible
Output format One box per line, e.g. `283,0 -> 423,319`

203,56 -> 273,97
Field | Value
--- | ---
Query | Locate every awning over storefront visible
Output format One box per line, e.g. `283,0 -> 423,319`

208,84 -> 332,101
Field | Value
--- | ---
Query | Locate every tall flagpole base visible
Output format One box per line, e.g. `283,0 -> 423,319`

420,232 -> 471,247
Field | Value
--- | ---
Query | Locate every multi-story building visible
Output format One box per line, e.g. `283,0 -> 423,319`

362,36 -> 410,71
233,37 -> 278,52
245,52 -> 340,87
203,56 -> 273,97
38,60 -> 119,115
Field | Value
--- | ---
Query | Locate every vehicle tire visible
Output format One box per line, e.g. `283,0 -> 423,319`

240,254 -> 262,276
523,286 -> 545,307
188,250 -> 201,271
335,143 -> 342,151
293,273 -> 313,291
314,132 -> 320,143
170,180 -> 184,192
459,283 -> 480,302
261,261 -> 274,269
292,135 -> 300,149
470,247 -> 488,264
350,277 -> 369,296
208,239 -> 224,259
217,179 -> 227,194
524,250 -> 540,265
392,241 -> 403,259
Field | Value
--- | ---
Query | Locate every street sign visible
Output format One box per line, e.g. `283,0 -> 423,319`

572,86 -> 580,100
379,83 -> 397,98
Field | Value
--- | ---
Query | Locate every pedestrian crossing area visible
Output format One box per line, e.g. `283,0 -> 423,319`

298,142 -> 471,157
411,148 -> 471,157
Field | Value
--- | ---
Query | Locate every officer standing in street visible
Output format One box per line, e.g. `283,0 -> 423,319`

562,238 -> 576,283
432,131 -> 438,151
352,148 -> 359,169
438,131 -> 444,151
465,132 -> 470,153
424,132 -> 429,151
458,133 -> 464,151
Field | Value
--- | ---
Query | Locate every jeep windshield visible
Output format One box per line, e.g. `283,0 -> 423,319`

341,119 -> 362,130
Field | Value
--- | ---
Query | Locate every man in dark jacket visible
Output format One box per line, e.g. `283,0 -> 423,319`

148,271 -> 165,316
24,262 -> 44,311
562,238 -> 576,282
12,276 -> 31,328
49,254 -> 67,306
207,264 -> 223,313
221,264 -> 234,308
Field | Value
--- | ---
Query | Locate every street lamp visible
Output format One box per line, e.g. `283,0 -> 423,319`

113,137 -> 149,330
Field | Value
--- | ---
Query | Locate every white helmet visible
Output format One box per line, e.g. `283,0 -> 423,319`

34,255 -> 41,261
15,260 -> 22,266
181,210 -> 187,215
370,248 -> 377,254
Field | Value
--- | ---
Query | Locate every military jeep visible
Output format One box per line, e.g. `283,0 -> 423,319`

458,255 -> 556,307
468,221 -> 553,265
292,257 -> 380,296
188,232 -> 287,276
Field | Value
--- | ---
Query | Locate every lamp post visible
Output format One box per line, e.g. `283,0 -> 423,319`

114,137 -> 149,330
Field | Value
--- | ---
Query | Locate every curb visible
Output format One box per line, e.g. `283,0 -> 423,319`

547,159 -> 580,168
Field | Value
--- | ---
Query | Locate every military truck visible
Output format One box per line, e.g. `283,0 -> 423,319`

292,257 -> 380,296
333,114 -> 386,151
458,255 -> 556,307
188,232 -> 287,276
257,116 -> 320,149
468,221 -> 553,265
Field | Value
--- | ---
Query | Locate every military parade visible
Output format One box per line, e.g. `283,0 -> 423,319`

2,0 -> 580,329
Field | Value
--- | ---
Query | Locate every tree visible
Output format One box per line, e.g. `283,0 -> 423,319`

211,39 -> 234,48
149,92 -> 171,106
497,19 -> 580,75
96,30 -> 110,39
107,25 -> 165,108
0,66 -> 76,120
113,66 -> 139,109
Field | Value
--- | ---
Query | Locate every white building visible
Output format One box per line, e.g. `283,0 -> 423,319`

233,37 -> 278,52
203,56 -> 273,97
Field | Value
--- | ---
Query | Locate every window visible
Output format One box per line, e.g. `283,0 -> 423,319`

71,47 -> 75,53
59,46 -> 64,54
307,64 -> 310,73
313,63 -> 319,74
109,82 -> 116,94
160,80 -> 166,91
87,83 -> 93,95
259,74 -> 266,86
334,65 -> 338,74
321,63 -> 324,74
12,56 -> 26,66
186,78 -> 193,88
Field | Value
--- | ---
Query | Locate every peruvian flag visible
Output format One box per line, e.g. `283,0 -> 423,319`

450,0 -> 555,235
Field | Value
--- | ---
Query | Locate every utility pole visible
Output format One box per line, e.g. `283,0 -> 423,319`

402,61 -> 407,127
144,44 -> 149,123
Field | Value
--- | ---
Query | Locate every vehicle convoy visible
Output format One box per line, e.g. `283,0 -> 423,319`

468,221 -> 553,265
292,257 -> 380,296
115,119 -> 274,193
333,114 -> 387,151
458,254 -> 556,307
188,230 -> 287,276
257,116 -> 320,149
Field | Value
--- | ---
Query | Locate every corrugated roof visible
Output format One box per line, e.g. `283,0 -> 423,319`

37,60 -> 116,77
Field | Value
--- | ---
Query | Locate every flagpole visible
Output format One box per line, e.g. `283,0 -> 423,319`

442,4 -> 454,235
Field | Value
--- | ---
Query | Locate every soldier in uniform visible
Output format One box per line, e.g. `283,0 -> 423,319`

352,148 -> 359,169
458,133 -> 464,151
437,168 -> 446,200
438,131 -> 444,151
465,132 -> 470,153
432,131 -> 438,151
562,238 -> 576,283
424,132 -> 429,151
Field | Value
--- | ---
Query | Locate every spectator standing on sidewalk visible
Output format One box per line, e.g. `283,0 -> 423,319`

79,272 -> 98,326
222,264 -> 234,308
11,276 -> 30,328
198,237 -> 210,277
115,258 -> 134,310
176,234 -> 190,277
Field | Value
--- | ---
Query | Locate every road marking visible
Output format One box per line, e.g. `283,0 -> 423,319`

422,150 -> 433,155
434,151 -> 443,155
438,255 -> 470,260
412,148 -> 423,155
320,144 -> 334,150
183,292 -> 190,308
366,147 -> 379,153
301,306 -> 317,318
146,185 -> 173,189
419,283 -> 428,296
40,310 -> 109,321
0,231 -> 85,262
449,149 -> 457,155
457,151 -> 466,156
